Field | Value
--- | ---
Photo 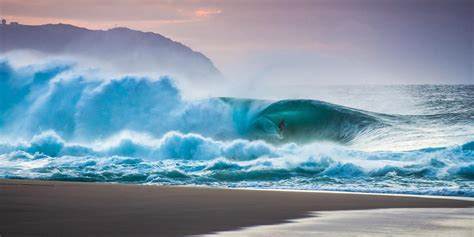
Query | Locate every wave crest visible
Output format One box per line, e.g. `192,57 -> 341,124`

1,131 -> 472,195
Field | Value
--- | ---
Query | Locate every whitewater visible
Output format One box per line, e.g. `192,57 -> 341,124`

1,58 -> 473,196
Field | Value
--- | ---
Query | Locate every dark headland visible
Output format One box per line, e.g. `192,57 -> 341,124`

0,23 -> 222,81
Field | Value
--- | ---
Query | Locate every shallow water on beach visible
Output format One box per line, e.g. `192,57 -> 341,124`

204,208 -> 474,237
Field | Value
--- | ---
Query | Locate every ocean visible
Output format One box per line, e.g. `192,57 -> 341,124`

1,59 -> 473,196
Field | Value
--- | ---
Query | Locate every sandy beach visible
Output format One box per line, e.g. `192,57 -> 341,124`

207,208 -> 474,236
0,179 -> 472,236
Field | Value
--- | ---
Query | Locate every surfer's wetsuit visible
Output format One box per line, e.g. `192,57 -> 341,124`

278,120 -> 286,133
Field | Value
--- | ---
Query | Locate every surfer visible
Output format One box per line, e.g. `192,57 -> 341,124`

278,119 -> 286,134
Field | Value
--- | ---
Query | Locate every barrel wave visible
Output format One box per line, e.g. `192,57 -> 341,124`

1,58 -> 473,197
223,98 -> 382,144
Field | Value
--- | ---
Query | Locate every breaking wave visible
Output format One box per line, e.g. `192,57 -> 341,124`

1,58 -> 473,196
0,131 -> 473,196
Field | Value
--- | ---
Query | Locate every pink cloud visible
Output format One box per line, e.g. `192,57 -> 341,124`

194,8 -> 222,17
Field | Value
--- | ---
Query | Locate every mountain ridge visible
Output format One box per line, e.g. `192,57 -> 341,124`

0,23 -> 223,81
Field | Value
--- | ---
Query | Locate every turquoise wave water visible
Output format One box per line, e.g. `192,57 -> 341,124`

1,132 -> 472,196
0,58 -> 473,196
223,98 -> 382,144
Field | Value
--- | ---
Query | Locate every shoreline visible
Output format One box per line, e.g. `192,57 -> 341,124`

207,186 -> 474,201
1,179 -> 473,236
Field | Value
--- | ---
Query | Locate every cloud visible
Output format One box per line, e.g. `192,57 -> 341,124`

194,8 -> 222,17
0,0 -> 217,21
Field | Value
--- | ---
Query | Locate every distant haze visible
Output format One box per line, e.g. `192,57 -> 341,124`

0,0 -> 472,86
0,24 -> 222,82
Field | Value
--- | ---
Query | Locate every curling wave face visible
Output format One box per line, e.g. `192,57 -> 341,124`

0,58 -> 473,196
223,98 -> 383,144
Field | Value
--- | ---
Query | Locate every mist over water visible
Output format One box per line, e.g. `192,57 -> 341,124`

0,56 -> 473,196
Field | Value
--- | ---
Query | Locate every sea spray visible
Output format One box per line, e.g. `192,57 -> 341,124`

0,131 -> 472,196
0,57 -> 473,196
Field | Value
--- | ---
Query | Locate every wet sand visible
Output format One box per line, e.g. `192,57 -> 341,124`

0,179 -> 472,237
207,208 -> 474,236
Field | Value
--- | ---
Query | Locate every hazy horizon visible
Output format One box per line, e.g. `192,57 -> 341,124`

1,0 -> 472,86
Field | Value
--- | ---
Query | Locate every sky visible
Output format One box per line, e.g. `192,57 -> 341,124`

0,0 -> 473,86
